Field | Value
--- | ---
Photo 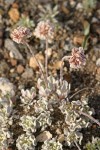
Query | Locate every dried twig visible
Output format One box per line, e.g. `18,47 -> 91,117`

69,87 -> 93,100
79,111 -> 100,126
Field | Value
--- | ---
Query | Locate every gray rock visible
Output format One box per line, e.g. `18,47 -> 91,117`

22,68 -> 33,79
5,0 -> 15,5
0,61 -> 9,74
36,131 -> 52,142
5,39 -> 23,60
96,58 -> 100,67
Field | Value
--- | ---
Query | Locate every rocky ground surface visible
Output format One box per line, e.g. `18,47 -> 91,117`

0,0 -> 100,149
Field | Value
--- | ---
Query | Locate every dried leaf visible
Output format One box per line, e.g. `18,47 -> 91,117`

83,20 -> 90,36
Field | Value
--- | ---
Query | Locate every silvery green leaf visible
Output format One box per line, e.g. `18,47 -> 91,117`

16,134 -> 36,150
83,21 -> 90,36
20,87 -> 36,105
19,115 -> 37,133
37,111 -> 52,130
42,138 -> 63,150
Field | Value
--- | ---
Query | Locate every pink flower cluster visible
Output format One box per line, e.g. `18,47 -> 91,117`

11,26 -> 31,44
34,20 -> 54,40
69,47 -> 86,69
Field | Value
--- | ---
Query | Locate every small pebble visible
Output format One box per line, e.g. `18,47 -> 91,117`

73,35 -> 84,46
17,65 -> 24,74
56,128 -> 62,135
58,134 -> 65,143
22,68 -> 33,79
29,53 -> 44,69
96,58 -> 100,67
10,58 -> 17,66
10,69 -> 15,73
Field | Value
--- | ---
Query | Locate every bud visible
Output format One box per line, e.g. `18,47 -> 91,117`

11,26 -> 31,44
69,47 -> 86,69
34,20 -> 54,41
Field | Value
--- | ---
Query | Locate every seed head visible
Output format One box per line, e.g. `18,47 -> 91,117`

11,26 -> 31,44
34,20 -> 54,40
69,47 -> 86,69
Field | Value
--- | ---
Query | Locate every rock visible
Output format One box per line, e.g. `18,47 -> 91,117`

5,39 -> 23,60
45,48 -> 52,58
36,131 -> 52,142
5,0 -> 15,5
91,17 -> 98,23
8,7 -> 20,23
4,52 -> 9,59
92,55 -> 96,62
96,58 -> 100,67
0,61 -> 9,74
73,35 -> 84,46
58,134 -> 65,143
76,3 -> 83,10
10,58 -> 17,66
0,77 -> 15,97
70,0 -> 76,7
22,68 -> 33,79
10,68 -> 15,73
56,128 -> 62,135
53,61 -> 62,70
96,68 -> 100,81
17,65 -> 24,74
29,53 -> 44,70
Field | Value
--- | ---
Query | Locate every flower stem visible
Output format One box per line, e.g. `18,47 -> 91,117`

69,87 -> 93,100
74,141 -> 81,150
45,38 -> 48,80
79,111 -> 100,126
25,42 -> 47,87
60,56 -> 70,85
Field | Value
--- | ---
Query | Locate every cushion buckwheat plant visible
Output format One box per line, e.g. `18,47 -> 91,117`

0,78 -> 14,149
6,20 -> 100,150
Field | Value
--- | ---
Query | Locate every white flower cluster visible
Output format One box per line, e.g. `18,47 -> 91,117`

37,111 -> 52,131
20,87 -> 36,110
19,115 -> 37,133
37,76 -> 70,103
16,134 -> 36,150
41,138 -> 63,150
11,26 -> 31,44
0,78 -> 14,149
34,20 -> 54,41
59,98 -> 93,146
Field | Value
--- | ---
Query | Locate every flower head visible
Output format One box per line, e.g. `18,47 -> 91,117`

19,115 -> 37,133
42,138 -> 63,150
11,26 -> 31,44
69,47 -> 86,69
16,134 -> 36,150
34,20 -> 54,40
